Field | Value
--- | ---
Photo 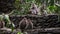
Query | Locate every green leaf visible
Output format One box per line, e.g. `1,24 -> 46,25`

17,32 -> 22,34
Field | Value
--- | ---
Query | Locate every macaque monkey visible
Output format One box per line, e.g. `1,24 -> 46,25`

29,3 -> 39,15
19,17 -> 33,32
29,3 -> 48,15
29,3 -> 47,15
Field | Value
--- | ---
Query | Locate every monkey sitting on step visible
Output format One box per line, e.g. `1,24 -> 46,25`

19,17 -> 33,32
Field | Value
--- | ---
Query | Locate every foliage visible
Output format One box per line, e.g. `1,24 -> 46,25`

0,15 -> 3,21
47,5 -> 57,14
17,32 -> 23,34
11,0 -> 41,15
10,0 -> 60,15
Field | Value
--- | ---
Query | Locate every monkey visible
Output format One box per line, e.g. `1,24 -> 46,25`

25,19 -> 33,29
19,17 -> 33,32
29,3 -> 39,15
29,3 -> 47,15
29,3 -> 48,16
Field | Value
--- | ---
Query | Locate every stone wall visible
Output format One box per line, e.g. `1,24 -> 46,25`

0,15 -> 59,34
9,15 -> 60,34
9,15 -> 59,28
